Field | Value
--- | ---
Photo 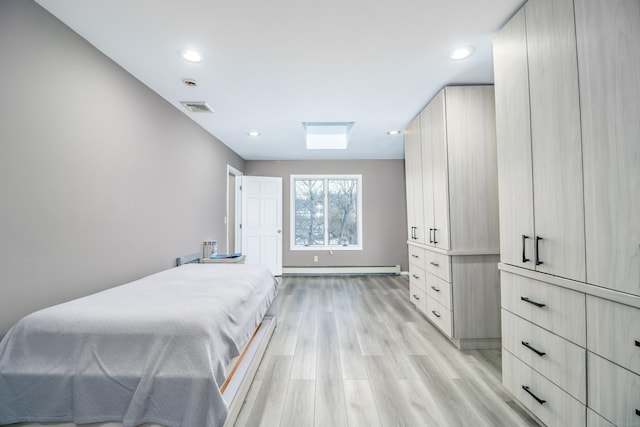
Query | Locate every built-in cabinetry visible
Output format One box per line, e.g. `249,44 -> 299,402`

405,85 -> 500,350
494,0 -> 640,424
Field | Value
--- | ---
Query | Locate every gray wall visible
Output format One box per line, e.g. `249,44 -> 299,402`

0,0 -> 245,337
245,160 -> 408,270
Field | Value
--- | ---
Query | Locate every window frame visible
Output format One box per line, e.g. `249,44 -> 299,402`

290,174 -> 363,251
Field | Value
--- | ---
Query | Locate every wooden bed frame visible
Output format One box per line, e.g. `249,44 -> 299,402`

6,254 -> 278,427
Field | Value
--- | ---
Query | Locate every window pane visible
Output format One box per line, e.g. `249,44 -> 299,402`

328,179 -> 358,245
294,179 -> 325,246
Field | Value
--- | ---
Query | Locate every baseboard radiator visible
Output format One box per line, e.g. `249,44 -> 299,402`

282,265 -> 401,276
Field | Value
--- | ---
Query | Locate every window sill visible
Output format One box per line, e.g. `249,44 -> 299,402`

291,245 -> 363,251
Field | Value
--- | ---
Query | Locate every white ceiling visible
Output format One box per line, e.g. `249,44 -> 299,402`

36,0 -> 524,160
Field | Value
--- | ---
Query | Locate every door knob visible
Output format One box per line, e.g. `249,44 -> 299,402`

277,229 -> 282,233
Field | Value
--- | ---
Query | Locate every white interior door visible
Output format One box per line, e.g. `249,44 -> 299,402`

241,176 -> 283,275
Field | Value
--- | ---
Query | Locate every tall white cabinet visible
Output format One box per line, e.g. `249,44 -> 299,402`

494,0 -> 640,425
405,85 -> 501,350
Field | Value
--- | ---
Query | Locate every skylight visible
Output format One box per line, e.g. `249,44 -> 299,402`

303,122 -> 354,150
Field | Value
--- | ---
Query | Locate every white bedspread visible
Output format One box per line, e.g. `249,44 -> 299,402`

0,263 -> 278,427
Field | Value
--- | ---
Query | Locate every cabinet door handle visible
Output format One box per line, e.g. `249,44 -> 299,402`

522,385 -> 546,405
521,296 -> 546,308
411,254 -> 419,259
522,235 -> 530,263
521,341 -> 546,357
412,294 -> 420,300
431,286 -> 440,292
635,340 -> 640,347
431,310 -> 441,318
635,409 -> 640,417
412,274 -> 420,279
430,261 -> 440,267
429,228 -> 434,243
433,228 -> 438,244
535,236 -> 544,266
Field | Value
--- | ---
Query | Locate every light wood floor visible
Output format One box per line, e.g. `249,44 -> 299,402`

234,275 -> 540,427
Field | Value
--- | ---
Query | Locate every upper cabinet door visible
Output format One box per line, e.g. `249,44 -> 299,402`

405,115 -> 425,243
445,86 -> 499,253
421,90 -> 450,250
493,8 -> 536,269
420,107 -> 435,246
575,0 -> 640,296
525,0 -> 586,282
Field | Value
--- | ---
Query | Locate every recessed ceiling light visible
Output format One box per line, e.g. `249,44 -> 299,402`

247,131 -> 261,137
449,46 -> 474,60
179,49 -> 203,63
387,130 -> 401,136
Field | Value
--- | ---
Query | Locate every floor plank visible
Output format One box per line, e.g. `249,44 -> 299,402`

344,380 -> 383,427
279,380 -> 315,427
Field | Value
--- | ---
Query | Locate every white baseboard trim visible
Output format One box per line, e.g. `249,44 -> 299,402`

282,265 -> 401,275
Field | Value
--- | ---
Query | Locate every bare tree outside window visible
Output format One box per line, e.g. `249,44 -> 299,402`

291,175 -> 362,249
294,179 -> 324,246
328,179 -> 358,245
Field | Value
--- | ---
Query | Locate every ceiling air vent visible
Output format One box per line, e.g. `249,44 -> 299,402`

180,101 -> 214,113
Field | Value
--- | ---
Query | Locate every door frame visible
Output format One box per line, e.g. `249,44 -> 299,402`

226,165 -> 243,255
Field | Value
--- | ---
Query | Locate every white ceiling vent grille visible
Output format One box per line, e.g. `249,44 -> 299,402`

180,101 -> 215,113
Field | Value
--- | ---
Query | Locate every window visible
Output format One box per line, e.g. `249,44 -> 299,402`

290,175 -> 362,250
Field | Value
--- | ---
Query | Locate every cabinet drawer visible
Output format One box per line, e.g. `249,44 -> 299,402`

588,352 -> 640,427
502,310 -> 586,403
425,250 -> 451,282
502,350 -> 586,427
426,298 -> 452,338
501,271 -> 586,346
410,282 -> 427,314
426,273 -> 452,310
408,245 -> 426,270
587,295 -> 640,375
409,264 -> 426,291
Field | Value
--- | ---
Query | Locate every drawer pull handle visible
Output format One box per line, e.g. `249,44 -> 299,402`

635,340 -> 640,347
431,286 -> 440,292
411,254 -> 419,258
522,235 -> 530,263
412,294 -> 420,300
522,385 -> 546,405
535,236 -> 544,266
636,409 -> 640,417
412,274 -> 420,279
521,296 -> 546,308
522,341 -> 546,357
432,310 -> 441,318
430,262 -> 440,267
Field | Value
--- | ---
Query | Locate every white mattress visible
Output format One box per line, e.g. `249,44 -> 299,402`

0,264 -> 278,427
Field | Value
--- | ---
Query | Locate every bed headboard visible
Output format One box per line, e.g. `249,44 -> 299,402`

176,252 -> 202,266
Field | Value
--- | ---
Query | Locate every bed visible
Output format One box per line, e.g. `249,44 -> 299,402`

0,257 -> 278,427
